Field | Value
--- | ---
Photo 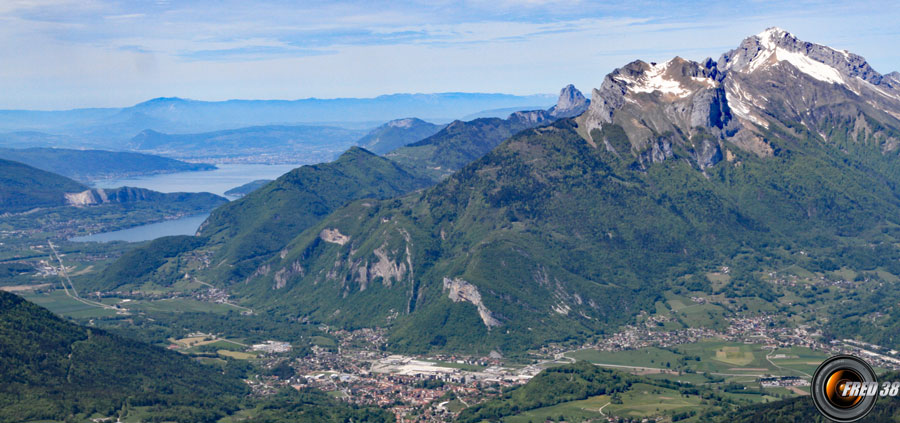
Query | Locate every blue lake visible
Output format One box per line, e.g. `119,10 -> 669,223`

91,163 -> 301,197
75,163 -> 302,243
70,214 -> 211,243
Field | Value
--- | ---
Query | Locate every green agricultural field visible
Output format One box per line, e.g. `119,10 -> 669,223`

567,340 -> 828,380
205,339 -> 247,351
566,347 -> 683,369
217,350 -> 255,360
766,346 -> 829,377
122,298 -> 242,314
501,394 -> 610,423
642,371 -> 716,386
19,289 -> 119,319
311,335 -> 337,347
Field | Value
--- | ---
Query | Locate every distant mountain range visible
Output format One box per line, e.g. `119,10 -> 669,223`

0,93 -> 554,164
129,125 -> 368,163
0,93 -> 555,146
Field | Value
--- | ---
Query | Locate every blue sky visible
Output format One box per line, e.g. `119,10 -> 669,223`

2,0 -> 899,109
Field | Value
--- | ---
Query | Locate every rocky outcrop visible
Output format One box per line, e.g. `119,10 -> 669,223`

442,277 -> 501,328
369,245 -> 408,287
549,84 -> 590,118
319,228 -> 350,245
577,58 -> 733,169
508,110 -> 552,126
273,260 -> 303,289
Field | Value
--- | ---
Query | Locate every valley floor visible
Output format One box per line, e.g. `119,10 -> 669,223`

14,282 -> 900,422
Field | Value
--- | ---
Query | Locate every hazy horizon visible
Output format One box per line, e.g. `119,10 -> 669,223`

3,0 -> 899,110
0,91 -> 558,113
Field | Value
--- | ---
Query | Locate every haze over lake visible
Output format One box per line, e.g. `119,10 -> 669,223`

91,163 -> 300,197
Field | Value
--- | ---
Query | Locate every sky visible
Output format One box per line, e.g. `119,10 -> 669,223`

2,0 -> 899,110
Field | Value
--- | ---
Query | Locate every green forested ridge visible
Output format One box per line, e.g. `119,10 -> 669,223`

0,291 -> 394,423
0,290 -> 247,423
244,388 -> 394,423
357,117 -> 444,155
92,109 -> 556,295
0,157 -> 224,220
195,146 -> 432,283
234,109 -> 900,353
385,114 -> 549,180
0,147 -> 215,182
87,235 -> 208,291
0,158 -> 86,213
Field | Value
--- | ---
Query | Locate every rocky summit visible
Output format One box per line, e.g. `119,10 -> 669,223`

549,84 -> 590,118
579,27 -> 900,169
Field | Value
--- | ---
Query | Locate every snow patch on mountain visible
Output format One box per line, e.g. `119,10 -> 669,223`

741,28 -> 845,84
614,60 -> 695,98
725,81 -> 768,128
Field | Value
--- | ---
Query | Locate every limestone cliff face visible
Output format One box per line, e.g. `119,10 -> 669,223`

442,277 -> 501,328
578,57 -> 734,169
65,187 -> 161,206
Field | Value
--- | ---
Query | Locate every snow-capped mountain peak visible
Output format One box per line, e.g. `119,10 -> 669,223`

728,27 -> 844,84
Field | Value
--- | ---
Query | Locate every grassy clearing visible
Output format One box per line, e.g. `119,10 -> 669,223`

172,336 -> 217,348
675,302 -> 728,329
715,346 -> 755,366
217,350 -> 255,360
444,399 -> 467,413
706,272 -> 730,290
203,339 -> 246,351
311,335 -> 337,347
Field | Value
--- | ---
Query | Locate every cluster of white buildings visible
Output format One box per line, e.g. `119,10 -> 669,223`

251,340 -> 292,353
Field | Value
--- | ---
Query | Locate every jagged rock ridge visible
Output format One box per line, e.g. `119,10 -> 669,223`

578,27 -> 900,170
